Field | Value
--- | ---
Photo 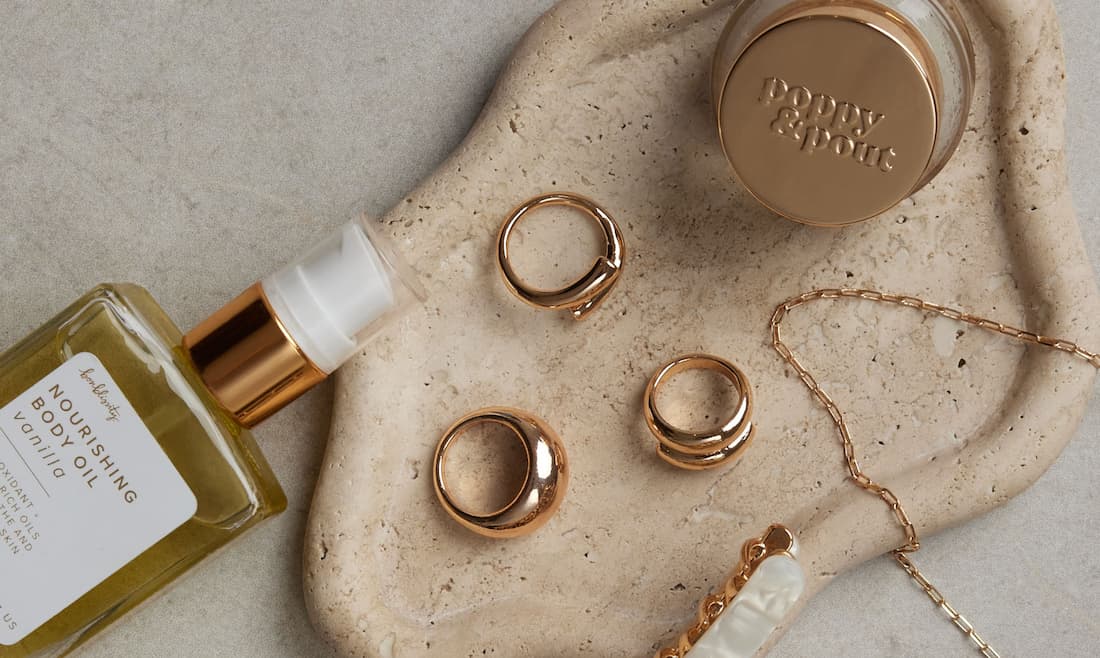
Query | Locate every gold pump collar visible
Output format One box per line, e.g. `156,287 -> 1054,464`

183,283 -> 326,428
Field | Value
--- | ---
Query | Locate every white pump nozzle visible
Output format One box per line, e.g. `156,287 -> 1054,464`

262,218 -> 422,374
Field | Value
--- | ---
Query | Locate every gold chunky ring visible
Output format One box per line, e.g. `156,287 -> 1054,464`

644,354 -> 756,471
497,192 -> 625,320
433,408 -> 569,538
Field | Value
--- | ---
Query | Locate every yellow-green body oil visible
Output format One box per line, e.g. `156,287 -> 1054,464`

0,285 -> 285,657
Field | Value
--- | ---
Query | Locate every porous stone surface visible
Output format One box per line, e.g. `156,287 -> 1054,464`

303,1 -> 1100,657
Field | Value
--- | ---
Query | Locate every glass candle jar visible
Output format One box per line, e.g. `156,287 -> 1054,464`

712,0 -> 974,227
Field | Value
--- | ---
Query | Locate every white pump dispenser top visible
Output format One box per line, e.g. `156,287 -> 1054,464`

262,218 -> 422,374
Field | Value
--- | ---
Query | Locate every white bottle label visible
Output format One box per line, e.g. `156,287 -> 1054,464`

0,353 -> 197,645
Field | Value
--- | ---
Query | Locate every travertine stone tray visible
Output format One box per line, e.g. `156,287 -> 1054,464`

304,1 -> 1100,656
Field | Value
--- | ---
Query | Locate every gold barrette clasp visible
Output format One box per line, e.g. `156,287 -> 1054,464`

644,354 -> 755,471
497,192 -> 625,320
656,525 -> 804,658
433,408 -> 569,539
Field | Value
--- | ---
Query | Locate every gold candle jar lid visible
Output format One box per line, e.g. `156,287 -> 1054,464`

713,2 -> 971,227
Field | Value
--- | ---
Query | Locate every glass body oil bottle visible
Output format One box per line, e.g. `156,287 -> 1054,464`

0,218 -> 421,657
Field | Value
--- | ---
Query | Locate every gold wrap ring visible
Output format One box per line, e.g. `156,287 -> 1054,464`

644,354 -> 755,471
433,408 -> 569,538
497,192 -> 625,320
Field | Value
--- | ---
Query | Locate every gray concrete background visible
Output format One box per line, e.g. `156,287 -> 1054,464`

0,2 -> 1094,656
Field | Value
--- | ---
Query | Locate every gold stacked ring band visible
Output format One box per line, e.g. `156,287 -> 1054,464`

643,354 -> 755,471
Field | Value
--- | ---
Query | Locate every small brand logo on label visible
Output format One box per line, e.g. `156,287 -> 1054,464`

759,77 -> 897,173
78,368 -> 123,423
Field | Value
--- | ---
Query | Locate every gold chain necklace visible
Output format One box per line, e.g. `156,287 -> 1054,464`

770,288 -> 1100,658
